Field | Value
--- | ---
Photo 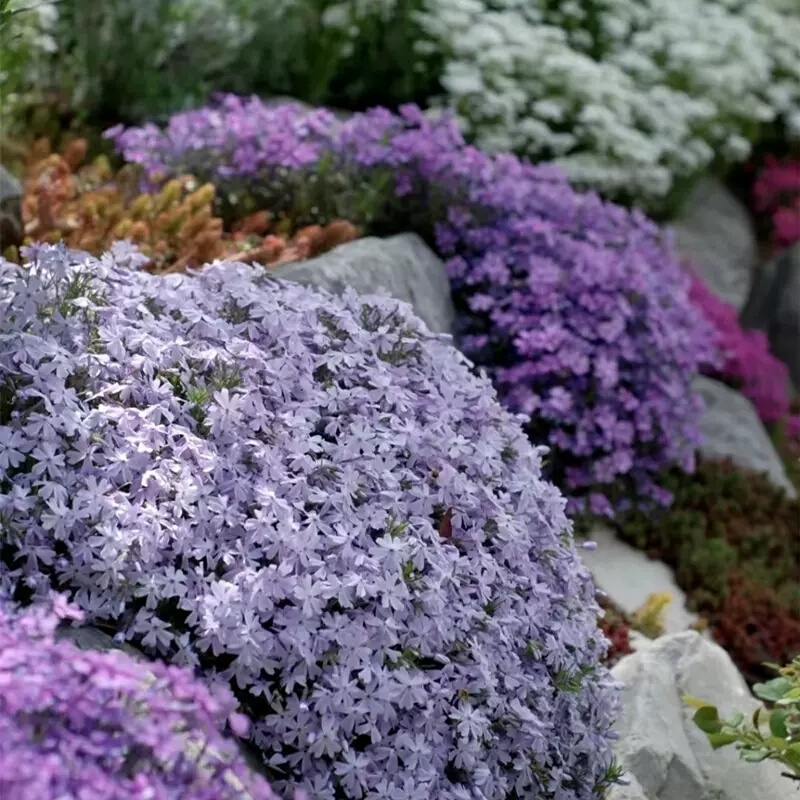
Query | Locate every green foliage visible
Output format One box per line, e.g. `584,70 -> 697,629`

616,458 -> 800,685
0,1 -> 60,136
50,0 -> 233,126
4,1 -> 445,130
217,0 -> 443,111
685,656 -> 800,784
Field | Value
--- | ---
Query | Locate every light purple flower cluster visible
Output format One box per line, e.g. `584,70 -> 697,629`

0,243 -> 620,799
0,592 -> 285,800
107,95 -> 717,513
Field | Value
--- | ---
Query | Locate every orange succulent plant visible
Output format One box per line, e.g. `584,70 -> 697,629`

8,137 -> 360,272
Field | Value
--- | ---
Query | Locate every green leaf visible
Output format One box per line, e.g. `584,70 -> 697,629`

693,706 -> 722,734
753,677 -> 793,703
683,695 -> 712,709
706,732 -> 739,749
765,735 -> 789,751
741,750 -> 770,763
727,712 -> 745,727
769,709 -> 789,739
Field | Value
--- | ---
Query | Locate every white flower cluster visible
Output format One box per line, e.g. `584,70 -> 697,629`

419,0 -> 800,207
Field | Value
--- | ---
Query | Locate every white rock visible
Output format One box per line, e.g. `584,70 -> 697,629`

694,375 -> 796,497
606,772 -> 649,800
273,233 -> 456,336
611,631 -> 790,800
671,177 -> 757,311
580,523 -> 698,634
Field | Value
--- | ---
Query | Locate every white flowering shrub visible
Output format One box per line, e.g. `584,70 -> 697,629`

420,0 -> 800,209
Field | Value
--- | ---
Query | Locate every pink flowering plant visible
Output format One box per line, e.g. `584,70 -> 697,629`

0,592 -> 288,800
106,94 -> 717,514
752,156 -> 800,251
687,269 -> 793,423
0,242 -> 622,799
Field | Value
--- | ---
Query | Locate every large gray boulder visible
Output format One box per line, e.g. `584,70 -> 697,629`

610,631 -> 791,800
740,242 -> 800,394
671,178 -> 757,310
0,165 -> 23,252
607,773 -> 649,800
694,375 -> 796,497
273,233 -> 456,336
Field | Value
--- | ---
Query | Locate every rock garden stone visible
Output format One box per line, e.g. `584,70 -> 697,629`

273,232 -> 456,336
740,241 -> 800,394
56,623 -> 146,661
671,177 -> 757,311
694,375 -> 796,497
611,631 -> 789,800
0,165 -> 23,252
579,523 -> 698,635
607,773 -> 649,800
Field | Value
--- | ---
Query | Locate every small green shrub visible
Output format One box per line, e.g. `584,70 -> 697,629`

685,656 -> 800,784
217,0 -> 443,111
0,0 -> 60,136
615,458 -> 800,684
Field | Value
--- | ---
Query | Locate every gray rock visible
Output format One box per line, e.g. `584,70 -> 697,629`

694,375 -> 796,497
57,624 -> 146,661
273,233 -> 456,336
579,523 -> 698,635
0,165 -> 23,252
611,631 -> 791,800
606,773 -> 649,800
671,178 -> 757,310
740,242 -> 800,394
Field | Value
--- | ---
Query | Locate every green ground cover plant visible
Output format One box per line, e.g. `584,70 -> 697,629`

614,458 -> 800,685
687,655 -> 800,784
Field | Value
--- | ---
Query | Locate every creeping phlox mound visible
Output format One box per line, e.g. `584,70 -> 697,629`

0,243 -> 620,799
108,96 -> 717,515
0,593 -> 289,800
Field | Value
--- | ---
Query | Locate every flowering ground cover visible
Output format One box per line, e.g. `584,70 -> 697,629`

422,0 -> 800,212
108,95 -> 717,515
615,457 -> 800,687
8,1 -> 800,215
0,242 -> 623,799
2,3 -> 800,796
0,593 -> 291,800
688,268 -> 800,427
752,156 -> 800,252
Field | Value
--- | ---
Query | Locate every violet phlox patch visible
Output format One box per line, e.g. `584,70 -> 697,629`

107,95 -> 717,514
0,592 -> 289,800
0,243 -> 620,799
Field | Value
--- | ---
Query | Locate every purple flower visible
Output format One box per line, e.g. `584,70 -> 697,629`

0,244 -> 621,799
0,594 -> 290,800
107,96 -> 717,513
